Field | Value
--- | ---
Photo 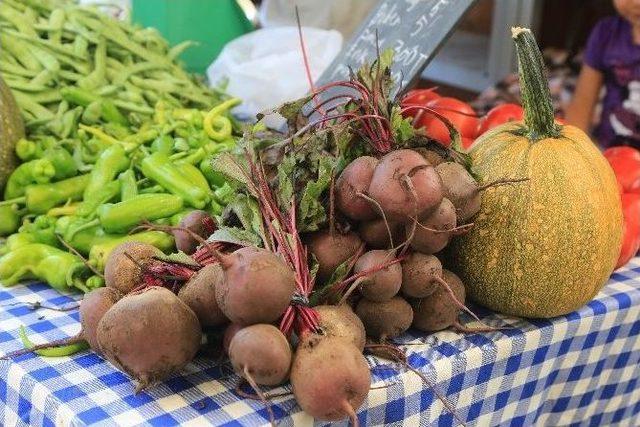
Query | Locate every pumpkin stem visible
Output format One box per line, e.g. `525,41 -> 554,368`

512,27 -> 560,140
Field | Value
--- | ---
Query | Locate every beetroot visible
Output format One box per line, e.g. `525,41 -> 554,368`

367,149 -> 443,221
355,296 -> 413,339
353,250 -> 402,302
96,287 -> 201,391
411,269 -> 466,332
435,162 -> 481,223
104,242 -> 162,294
228,324 -> 292,386
314,304 -> 366,351
215,246 -> 296,325
408,198 -> 456,254
80,287 -> 123,352
401,252 -> 442,298
291,336 -> 370,423
173,210 -> 216,254
178,263 -> 227,328
358,218 -> 404,249
306,229 -> 362,283
336,156 -> 379,221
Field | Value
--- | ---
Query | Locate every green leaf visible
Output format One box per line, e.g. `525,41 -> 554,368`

298,156 -> 335,232
390,105 -> 415,144
156,251 -> 199,267
210,153 -> 254,195
209,226 -> 262,247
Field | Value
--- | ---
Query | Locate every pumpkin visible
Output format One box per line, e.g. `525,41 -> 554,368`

447,28 -> 623,318
0,74 -> 23,192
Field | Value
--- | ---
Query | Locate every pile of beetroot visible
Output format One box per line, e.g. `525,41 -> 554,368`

6,52 -> 512,426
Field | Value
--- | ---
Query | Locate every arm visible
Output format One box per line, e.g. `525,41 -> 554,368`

565,64 -> 603,132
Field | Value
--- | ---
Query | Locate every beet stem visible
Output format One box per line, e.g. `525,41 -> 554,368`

341,400 -> 360,427
243,366 -> 276,427
1,333 -> 85,359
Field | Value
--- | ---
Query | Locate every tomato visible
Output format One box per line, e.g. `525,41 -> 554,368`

603,146 -> 640,194
476,103 -> 524,136
413,97 -> 478,147
401,88 -> 440,106
616,192 -> 640,268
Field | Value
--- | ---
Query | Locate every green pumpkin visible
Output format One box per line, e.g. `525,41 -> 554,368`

0,75 -> 23,192
447,28 -> 623,318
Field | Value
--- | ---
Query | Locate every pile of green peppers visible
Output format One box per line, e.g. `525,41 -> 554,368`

0,99 -> 238,292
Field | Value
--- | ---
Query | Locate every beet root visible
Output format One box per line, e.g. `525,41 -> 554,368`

336,156 -> 379,221
104,242 -> 162,294
223,323 -> 243,355
173,210 -> 216,254
229,324 -> 292,386
401,252 -> 442,298
358,218 -> 405,249
96,287 -> 201,390
408,198 -> 456,254
354,250 -> 402,302
355,296 -> 413,340
411,269 -> 466,332
80,287 -> 123,353
435,162 -> 481,223
215,246 -> 296,325
178,263 -> 228,328
305,229 -> 363,284
367,149 -> 443,221
291,336 -> 371,422
314,304 -> 366,351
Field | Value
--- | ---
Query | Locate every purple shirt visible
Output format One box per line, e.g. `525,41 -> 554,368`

584,16 -> 640,149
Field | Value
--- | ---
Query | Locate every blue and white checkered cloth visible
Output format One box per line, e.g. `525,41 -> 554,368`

1,257 -> 639,426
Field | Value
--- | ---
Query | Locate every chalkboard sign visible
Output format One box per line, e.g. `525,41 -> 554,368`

315,0 -> 478,96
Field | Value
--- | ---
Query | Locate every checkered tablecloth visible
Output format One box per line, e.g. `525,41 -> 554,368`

1,258 -> 639,427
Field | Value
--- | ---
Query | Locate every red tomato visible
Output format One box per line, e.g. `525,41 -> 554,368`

555,117 -> 567,125
603,146 -> 640,194
616,193 -> 640,268
476,103 -> 524,136
416,97 -> 478,147
461,136 -> 475,150
401,88 -> 440,106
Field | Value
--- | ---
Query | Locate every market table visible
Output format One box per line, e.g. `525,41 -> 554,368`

1,258 -> 639,427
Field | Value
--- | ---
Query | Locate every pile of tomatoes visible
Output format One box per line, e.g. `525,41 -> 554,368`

402,88 -> 640,269
604,147 -> 640,268
400,87 -> 524,149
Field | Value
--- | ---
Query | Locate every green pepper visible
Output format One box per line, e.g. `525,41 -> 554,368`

18,216 -> 60,248
0,233 -> 37,256
89,230 -> 175,271
0,243 -> 90,290
118,169 -> 138,201
45,147 -> 77,180
0,205 -> 21,237
83,144 -> 129,201
4,159 -> 56,199
96,193 -> 184,233
175,162 -> 210,195
151,134 -> 173,154
203,98 -> 241,141
76,180 -> 121,218
15,138 -> 37,161
10,174 -> 91,215
55,217 -> 113,255
19,326 -> 89,357
140,152 -> 209,209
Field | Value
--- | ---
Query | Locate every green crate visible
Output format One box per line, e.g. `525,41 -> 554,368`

131,0 -> 253,74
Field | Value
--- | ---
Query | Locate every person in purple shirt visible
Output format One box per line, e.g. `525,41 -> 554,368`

567,0 -> 640,150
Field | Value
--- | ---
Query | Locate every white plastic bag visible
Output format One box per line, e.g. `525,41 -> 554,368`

207,27 -> 342,120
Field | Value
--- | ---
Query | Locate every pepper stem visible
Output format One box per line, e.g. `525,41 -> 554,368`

511,27 -> 560,140
0,196 -> 26,207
